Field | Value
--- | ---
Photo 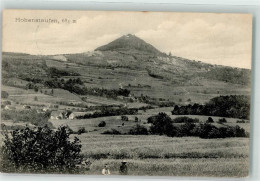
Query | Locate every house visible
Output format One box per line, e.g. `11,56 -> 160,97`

4,105 -> 10,110
69,113 -> 75,120
50,111 -> 63,120
68,112 -> 87,120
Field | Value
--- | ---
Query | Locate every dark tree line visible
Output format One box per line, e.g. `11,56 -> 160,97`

48,67 -> 80,78
76,107 -> 138,119
172,95 -> 250,119
147,113 -> 247,139
44,77 -> 130,98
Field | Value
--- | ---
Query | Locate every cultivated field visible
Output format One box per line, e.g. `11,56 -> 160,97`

72,134 -> 250,177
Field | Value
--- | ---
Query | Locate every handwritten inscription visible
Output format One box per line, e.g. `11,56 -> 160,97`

15,18 -> 77,24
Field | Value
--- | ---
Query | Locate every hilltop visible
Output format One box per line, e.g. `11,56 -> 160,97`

95,34 -> 165,56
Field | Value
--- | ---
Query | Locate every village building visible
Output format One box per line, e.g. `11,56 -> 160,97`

68,112 -> 86,120
50,111 -> 63,120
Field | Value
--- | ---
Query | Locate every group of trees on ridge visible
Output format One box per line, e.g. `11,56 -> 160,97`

172,95 -> 250,119
103,113 -> 248,139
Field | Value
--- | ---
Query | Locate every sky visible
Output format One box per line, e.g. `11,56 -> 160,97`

2,10 -> 252,69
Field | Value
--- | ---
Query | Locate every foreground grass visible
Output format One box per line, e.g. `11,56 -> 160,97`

85,158 -> 249,177
74,134 -> 250,177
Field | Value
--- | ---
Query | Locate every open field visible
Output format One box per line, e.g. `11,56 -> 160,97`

72,134 -> 250,177
50,113 -> 250,133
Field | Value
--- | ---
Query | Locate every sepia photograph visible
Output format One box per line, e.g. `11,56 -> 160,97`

0,10 -> 252,177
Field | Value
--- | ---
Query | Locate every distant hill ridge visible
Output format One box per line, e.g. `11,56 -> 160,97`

95,34 -> 164,56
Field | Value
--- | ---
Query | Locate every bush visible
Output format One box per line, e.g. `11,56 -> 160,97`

121,115 -> 129,121
177,122 -> 197,137
102,129 -> 121,135
218,118 -> 227,124
3,100 -> 11,105
98,121 -> 106,127
172,116 -> 200,123
149,112 -> 174,136
206,117 -> 214,123
1,125 -> 83,173
237,120 -> 246,123
1,91 -> 9,99
234,125 -> 246,137
128,124 -> 148,135
135,117 -> 139,122
77,127 -> 86,135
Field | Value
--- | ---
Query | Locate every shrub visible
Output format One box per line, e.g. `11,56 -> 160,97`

234,125 -> 246,137
177,122 -> 196,137
237,120 -> 246,123
218,118 -> 227,124
135,117 -> 139,122
77,127 -> 86,135
1,91 -> 9,98
208,127 -> 222,138
206,117 -> 214,123
98,121 -> 106,127
195,123 -> 218,139
1,125 -> 83,173
128,124 -> 148,135
121,115 -> 129,121
3,100 -> 11,105
172,116 -> 200,123
149,112 -> 174,136
102,129 -> 121,135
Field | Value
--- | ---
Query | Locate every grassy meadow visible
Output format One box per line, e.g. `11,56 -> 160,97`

73,134 -> 250,177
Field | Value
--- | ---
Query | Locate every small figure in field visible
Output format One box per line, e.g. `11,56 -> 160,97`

119,160 -> 128,175
102,164 -> 111,175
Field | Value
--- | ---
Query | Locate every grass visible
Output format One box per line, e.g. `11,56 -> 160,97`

85,158 -> 249,177
72,134 -> 249,177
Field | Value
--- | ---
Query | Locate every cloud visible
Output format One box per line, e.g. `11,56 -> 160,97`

2,10 -> 252,68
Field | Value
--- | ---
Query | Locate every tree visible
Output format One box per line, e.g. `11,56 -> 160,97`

34,86 -> 39,92
77,127 -> 86,135
98,121 -> 106,127
206,117 -> 214,123
129,124 -> 148,135
1,126 -> 83,173
218,118 -> 227,124
135,117 -> 139,122
121,116 -> 128,122
149,112 -> 174,136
